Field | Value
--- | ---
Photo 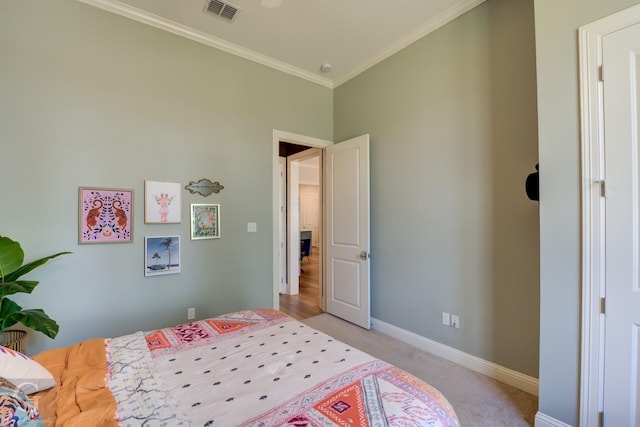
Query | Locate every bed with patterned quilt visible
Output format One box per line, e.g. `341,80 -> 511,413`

8,309 -> 459,426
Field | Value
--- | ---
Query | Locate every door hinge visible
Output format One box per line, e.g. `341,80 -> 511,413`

598,411 -> 604,427
600,297 -> 606,315
598,180 -> 607,197
599,65 -> 604,82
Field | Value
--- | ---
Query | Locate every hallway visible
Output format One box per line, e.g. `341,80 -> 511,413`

279,247 -> 324,320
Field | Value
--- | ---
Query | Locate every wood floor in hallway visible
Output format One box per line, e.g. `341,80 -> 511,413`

279,248 -> 324,320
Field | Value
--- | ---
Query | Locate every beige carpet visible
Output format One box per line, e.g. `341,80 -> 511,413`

302,313 -> 538,427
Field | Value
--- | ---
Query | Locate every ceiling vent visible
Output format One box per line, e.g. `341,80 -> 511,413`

203,0 -> 240,22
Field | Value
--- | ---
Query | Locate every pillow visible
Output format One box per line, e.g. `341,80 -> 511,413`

0,346 -> 55,394
0,377 -> 44,426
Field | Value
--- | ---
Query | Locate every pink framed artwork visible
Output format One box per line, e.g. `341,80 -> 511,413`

79,187 -> 133,244
145,180 -> 181,224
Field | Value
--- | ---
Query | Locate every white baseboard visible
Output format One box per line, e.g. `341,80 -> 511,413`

371,317 -> 539,396
534,412 -> 573,427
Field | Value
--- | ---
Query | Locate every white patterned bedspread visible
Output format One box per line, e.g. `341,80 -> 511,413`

107,309 -> 459,427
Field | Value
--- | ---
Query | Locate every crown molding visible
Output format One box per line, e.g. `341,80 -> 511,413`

76,0 -> 334,88
77,0 -> 485,89
333,0 -> 487,87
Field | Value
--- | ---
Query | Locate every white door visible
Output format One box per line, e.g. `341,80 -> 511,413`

602,22 -> 640,426
325,134 -> 370,329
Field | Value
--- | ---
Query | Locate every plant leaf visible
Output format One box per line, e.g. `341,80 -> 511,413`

0,297 -> 22,329
0,281 -> 38,300
4,252 -> 71,283
0,236 -> 24,281
4,309 -> 59,339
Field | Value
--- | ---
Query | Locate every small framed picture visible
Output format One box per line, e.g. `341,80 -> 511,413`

145,235 -> 181,276
190,204 -> 220,240
145,180 -> 181,224
79,187 -> 133,244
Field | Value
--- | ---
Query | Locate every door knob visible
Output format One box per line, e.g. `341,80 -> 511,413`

360,251 -> 369,260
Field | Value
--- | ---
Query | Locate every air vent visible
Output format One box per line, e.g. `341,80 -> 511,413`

203,0 -> 240,22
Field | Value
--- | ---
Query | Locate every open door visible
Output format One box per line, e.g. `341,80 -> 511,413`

325,134 -> 370,329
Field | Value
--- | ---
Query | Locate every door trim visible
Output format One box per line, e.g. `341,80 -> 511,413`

578,5 -> 640,426
272,130 -> 332,309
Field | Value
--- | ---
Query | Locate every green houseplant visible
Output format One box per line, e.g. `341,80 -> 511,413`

0,235 -> 70,345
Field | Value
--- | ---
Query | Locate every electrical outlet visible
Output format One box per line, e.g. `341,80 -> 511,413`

451,315 -> 460,329
442,312 -> 450,326
188,307 -> 196,320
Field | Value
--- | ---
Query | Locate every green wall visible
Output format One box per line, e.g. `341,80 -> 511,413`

0,0 -> 332,355
334,0 -> 540,377
1,0 -> 554,411
534,0 -> 640,424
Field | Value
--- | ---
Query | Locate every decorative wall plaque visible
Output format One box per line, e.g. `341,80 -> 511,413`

185,178 -> 224,196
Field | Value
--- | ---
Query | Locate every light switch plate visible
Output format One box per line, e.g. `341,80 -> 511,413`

442,312 -> 450,326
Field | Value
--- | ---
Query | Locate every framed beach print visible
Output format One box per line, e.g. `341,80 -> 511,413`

79,187 -> 133,244
145,180 -> 181,224
190,204 -> 220,240
145,235 -> 181,276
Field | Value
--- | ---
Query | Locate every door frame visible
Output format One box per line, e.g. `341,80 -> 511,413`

278,157 -> 287,293
272,129 -> 332,309
578,5 -> 640,425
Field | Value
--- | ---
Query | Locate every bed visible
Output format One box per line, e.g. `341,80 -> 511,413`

5,309 -> 459,426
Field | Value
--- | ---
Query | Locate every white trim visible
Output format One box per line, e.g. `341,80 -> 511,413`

276,130 -> 333,148
535,412 -> 573,427
371,318 -> 539,396
333,0 -> 487,87
272,130 -> 332,309
286,157 -> 301,295
76,0 -> 333,88
76,0 -> 485,89
579,4 -> 640,426
278,157 -> 287,294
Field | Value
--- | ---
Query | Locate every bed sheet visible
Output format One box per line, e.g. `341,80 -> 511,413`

105,309 -> 459,427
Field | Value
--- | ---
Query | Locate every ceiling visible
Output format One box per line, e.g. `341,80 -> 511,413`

78,0 -> 486,88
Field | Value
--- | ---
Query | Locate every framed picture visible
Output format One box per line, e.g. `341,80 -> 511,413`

145,235 -> 181,276
190,204 -> 220,240
145,180 -> 181,224
79,187 -> 133,244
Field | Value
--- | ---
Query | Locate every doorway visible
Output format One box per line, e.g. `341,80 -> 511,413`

271,130 -> 371,328
271,130 -> 333,317
279,142 -> 323,320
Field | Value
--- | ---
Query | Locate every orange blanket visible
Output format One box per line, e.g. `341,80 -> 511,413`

30,338 -> 118,427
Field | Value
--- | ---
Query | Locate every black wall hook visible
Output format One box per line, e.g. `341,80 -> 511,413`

526,163 -> 539,201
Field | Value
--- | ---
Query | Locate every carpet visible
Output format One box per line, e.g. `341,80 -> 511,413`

301,313 -> 538,427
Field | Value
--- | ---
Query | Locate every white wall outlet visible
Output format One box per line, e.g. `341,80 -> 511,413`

247,222 -> 257,232
451,314 -> 460,329
442,312 -> 450,326
187,307 -> 196,320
